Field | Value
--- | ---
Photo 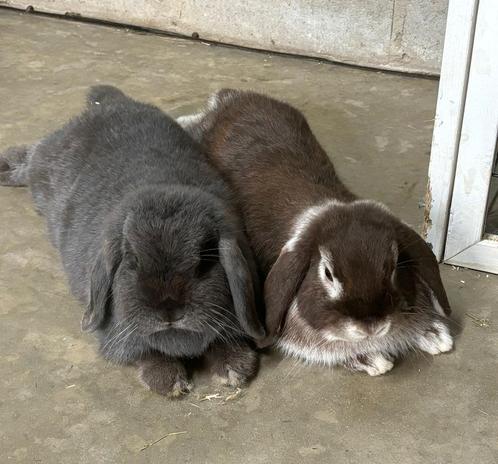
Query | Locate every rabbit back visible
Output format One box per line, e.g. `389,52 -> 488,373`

27,86 -> 229,302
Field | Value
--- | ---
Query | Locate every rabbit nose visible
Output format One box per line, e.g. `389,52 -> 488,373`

158,299 -> 186,323
345,324 -> 369,341
160,308 -> 186,324
363,318 -> 391,337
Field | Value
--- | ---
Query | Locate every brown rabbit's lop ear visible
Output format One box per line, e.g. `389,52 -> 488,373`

219,236 -> 266,341
81,249 -> 114,332
262,244 -> 310,346
395,221 -> 451,316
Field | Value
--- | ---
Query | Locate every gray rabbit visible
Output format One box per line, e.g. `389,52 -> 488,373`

0,86 -> 265,396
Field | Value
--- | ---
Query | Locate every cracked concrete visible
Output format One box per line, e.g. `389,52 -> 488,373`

0,9 -> 496,464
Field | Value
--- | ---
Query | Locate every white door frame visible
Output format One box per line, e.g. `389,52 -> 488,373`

426,0 -> 498,274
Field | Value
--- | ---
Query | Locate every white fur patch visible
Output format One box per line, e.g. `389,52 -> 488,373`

318,247 -> 344,300
323,331 -> 345,343
207,92 -> 221,110
374,320 -> 392,337
279,301 -> 347,366
416,321 -> 453,355
284,201 -> 342,252
344,323 -> 368,341
430,290 -> 446,316
362,354 -> 394,376
177,112 -> 205,128
278,339 -> 342,367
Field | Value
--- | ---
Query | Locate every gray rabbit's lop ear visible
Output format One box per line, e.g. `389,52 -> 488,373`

81,250 -> 113,332
219,236 -> 266,341
395,222 -> 451,316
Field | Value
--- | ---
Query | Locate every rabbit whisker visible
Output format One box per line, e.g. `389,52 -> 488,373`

203,319 -> 230,345
114,325 -> 140,364
205,306 -> 244,336
106,323 -> 138,354
101,318 -> 134,351
102,321 -> 137,353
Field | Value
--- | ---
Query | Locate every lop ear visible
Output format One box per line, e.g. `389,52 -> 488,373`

219,236 -> 266,341
262,244 -> 310,345
395,222 -> 451,316
81,249 -> 113,332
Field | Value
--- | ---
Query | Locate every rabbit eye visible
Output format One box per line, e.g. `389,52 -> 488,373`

198,255 -> 217,276
198,236 -> 219,276
325,267 -> 333,281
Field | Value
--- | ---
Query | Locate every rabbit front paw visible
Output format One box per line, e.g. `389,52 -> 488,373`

415,321 -> 453,355
207,341 -> 258,387
138,356 -> 192,398
346,353 -> 394,376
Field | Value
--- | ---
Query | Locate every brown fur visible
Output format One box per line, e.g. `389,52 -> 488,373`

198,90 -> 355,272
179,89 -> 452,366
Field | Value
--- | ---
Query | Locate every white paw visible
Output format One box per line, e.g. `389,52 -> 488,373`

349,353 -> 394,376
416,321 -> 453,355
364,354 -> 394,376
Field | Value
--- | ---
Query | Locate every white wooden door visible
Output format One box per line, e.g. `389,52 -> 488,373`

426,0 -> 498,274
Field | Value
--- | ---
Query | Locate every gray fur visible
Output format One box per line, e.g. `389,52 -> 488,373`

0,145 -> 31,186
0,86 -> 264,394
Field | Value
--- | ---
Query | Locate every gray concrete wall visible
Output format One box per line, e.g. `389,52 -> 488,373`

3,0 -> 448,75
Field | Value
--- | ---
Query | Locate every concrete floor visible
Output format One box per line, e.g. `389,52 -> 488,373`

0,9 -> 496,464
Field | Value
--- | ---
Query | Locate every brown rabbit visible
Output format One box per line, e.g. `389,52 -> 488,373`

177,89 -> 453,376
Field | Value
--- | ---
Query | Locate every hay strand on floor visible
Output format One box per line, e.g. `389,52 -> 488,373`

140,431 -> 187,451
